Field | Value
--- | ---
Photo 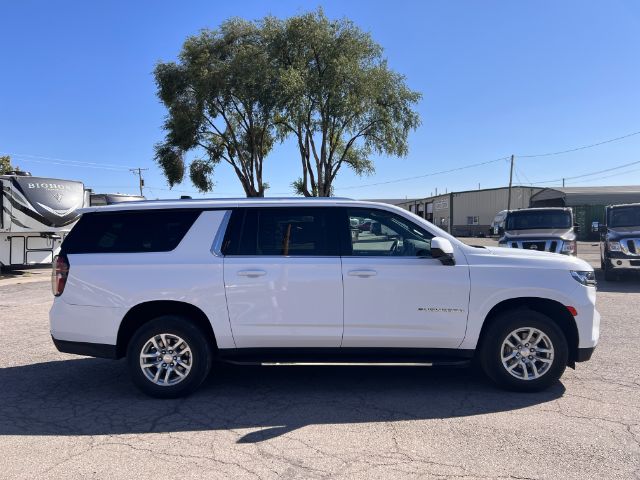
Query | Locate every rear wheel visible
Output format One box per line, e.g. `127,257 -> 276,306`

127,315 -> 213,398
479,309 -> 568,392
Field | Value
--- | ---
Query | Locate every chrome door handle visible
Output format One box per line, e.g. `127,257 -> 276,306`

237,269 -> 267,278
348,269 -> 377,278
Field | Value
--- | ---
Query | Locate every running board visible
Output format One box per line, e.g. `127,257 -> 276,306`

217,347 -> 474,367
222,360 -> 471,368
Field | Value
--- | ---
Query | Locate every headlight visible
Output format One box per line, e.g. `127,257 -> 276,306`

608,241 -> 621,252
571,270 -> 597,287
561,240 -> 576,255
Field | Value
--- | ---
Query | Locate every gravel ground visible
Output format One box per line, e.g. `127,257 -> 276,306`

0,243 -> 638,479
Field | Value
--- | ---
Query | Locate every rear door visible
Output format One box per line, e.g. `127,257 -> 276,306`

339,207 -> 470,349
222,207 -> 343,348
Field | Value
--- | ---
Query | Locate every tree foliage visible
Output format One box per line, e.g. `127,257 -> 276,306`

154,19 -> 278,196
0,155 -> 16,175
154,11 -> 421,197
266,10 -> 422,196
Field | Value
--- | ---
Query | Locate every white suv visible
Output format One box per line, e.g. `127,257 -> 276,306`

50,199 -> 599,398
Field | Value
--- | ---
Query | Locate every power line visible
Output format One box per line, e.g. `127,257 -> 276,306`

4,157 -> 132,172
524,159 -> 640,186
1,151 -> 134,170
335,156 -> 511,191
335,129 -> 640,191
519,130 -> 640,158
565,167 -> 640,185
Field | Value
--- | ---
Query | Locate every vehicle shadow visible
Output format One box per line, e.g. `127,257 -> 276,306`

595,270 -> 640,293
0,359 -> 565,442
0,266 -> 49,280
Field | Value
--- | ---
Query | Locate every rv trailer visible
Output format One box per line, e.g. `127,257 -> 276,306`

0,172 -> 88,269
90,192 -> 145,206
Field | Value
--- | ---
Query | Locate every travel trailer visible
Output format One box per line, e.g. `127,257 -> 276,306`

89,193 -> 145,206
0,171 -> 88,269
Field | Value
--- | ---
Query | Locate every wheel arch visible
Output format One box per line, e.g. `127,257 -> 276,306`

116,300 -> 217,358
477,297 -> 579,367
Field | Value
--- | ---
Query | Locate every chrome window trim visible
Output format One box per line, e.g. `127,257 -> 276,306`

210,210 -> 232,257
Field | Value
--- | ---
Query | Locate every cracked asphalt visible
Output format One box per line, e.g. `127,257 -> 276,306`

0,242 -> 638,479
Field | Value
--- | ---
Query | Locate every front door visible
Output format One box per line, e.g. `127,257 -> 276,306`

340,208 -> 470,349
223,207 -> 343,348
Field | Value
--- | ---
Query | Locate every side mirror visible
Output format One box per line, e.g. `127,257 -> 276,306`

573,223 -> 581,234
599,224 -> 607,234
497,227 -> 504,236
431,237 -> 455,265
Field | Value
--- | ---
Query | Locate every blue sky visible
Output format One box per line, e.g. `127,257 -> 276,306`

2,0 -> 640,199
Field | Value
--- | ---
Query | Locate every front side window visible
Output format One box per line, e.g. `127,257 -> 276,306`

344,208 -> 433,257
222,207 -> 339,256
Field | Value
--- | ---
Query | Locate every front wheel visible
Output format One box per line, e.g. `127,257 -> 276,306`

603,258 -> 617,281
127,315 -> 213,398
479,310 -> 568,392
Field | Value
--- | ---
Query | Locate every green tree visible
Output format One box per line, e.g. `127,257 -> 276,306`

266,10 -> 422,196
154,19 -> 278,196
0,155 -> 16,175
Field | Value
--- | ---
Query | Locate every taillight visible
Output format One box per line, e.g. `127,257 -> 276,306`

52,254 -> 69,296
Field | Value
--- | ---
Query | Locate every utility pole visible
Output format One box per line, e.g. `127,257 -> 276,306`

507,155 -> 515,210
562,178 -> 565,187
130,168 -> 148,196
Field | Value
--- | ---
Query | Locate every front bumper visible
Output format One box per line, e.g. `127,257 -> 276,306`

608,258 -> 640,270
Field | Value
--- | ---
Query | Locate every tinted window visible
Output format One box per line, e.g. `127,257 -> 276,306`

506,210 -> 571,230
61,210 -> 201,254
343,208 -> 433,257
222,208 -> 338,256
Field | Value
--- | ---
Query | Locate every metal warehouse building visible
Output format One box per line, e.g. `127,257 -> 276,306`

398,186 -> 541,236
398,185 -> 640,239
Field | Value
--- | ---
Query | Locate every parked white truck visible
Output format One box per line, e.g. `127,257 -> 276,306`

0,172 -> 87,269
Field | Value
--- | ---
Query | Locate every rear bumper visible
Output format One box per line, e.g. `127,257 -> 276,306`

52,336 -> 118,359
576,346 -> 596,362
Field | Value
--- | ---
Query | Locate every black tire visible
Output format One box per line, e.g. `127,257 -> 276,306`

127,315 -> 213,398
479,309 -> 568,392
603,259 -> 617,281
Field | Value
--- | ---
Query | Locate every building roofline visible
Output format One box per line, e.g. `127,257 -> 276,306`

398,185 -> 540,204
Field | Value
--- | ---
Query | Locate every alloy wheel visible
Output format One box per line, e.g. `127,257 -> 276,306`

139,333 -> 193,386
500,327 -> 554,380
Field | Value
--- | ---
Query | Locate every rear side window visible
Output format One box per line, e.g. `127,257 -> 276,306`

222,207 -> 339,256
61,209 -> 201,254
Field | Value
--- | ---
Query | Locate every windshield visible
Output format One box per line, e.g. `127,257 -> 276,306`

506,210 -> 571,230
609,207 -> 640,228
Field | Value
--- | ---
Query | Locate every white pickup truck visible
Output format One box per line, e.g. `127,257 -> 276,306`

50,198 -> 599,398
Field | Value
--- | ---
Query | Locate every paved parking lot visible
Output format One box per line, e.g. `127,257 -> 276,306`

1,242 -> 639,479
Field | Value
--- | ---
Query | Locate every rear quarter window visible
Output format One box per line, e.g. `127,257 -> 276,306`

61,209 -> 201,254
